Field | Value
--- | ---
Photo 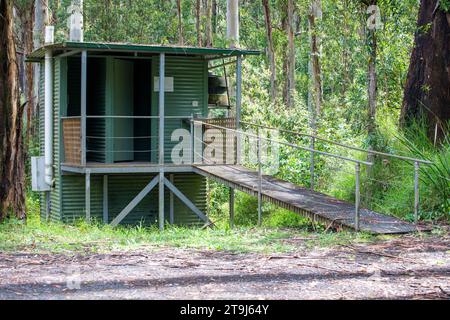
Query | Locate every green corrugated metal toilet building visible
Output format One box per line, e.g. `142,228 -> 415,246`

28,41 -> 259,228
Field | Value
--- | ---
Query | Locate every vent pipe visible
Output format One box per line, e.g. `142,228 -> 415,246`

44,26 -> 54,187
226,0 -> 239,48
69,0 -> 84,42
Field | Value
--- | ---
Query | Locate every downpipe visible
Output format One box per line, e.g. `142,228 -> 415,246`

44,50 -> 53,187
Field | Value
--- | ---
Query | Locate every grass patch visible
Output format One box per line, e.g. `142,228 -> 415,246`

0,217 -> 382,255
0,197 -> 384,255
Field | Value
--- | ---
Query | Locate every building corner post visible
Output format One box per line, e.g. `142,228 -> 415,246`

158,53 -> 166,231
81,50 -> 87,166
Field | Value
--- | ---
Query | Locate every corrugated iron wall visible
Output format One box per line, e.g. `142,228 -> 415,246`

50,58 -> 61,222
60,175 -> 102,223
39,62 -> 46,220
151,56 -> 208,163
170,173 -> 207,226
60,173 -> 206,226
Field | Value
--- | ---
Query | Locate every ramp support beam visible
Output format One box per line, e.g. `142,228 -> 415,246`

169,174 -> 175,224
85,169 -> 91,223
229,187 -> 235,228
103,175 -> 108,224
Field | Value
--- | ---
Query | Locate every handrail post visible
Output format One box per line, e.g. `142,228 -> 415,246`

236,55 -> 242,165
310,136 -> 315,191
257,130 -> 262,227
355,163 -> 361,231
414,161 -> 420,224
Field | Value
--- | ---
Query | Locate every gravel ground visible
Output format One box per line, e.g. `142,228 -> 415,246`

0,235 -> 449,300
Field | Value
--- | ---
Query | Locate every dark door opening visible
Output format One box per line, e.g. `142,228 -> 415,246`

133,60 -> 152,162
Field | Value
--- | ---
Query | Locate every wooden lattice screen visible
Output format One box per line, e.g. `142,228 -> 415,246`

203,118 -> 237,165
62,118 -> 81,165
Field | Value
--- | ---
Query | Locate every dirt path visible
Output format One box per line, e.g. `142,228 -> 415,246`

0,235 -> 449,300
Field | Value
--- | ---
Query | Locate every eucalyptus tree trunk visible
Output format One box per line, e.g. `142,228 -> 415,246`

17,1 -> 35,144
0,0 -> 27,220
341,0 -> 351,97
308,0 -> 322,115
367,32 -> 377,148
363,0 -> 379,206
226,0 -> 239,48
364,0 -> 379,162
262,0 -> 276,102
205,0 -> 213,47
401,0 -> 450,144
212,0 -> 217,35
33,0 -> 48,136
196,0 -> 201,46
284,0 -> 295,108
177,0 -> 184,45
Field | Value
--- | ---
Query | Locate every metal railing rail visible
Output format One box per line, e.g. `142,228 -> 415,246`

192,119 -> 372,230
240,121 -> 433,165
83,115 -> 194,120
241,120 -> 433,223
196,121 -> 373,166
61,115 -> 195,119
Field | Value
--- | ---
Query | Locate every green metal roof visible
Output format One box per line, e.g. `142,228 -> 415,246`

28,41 -> 261,61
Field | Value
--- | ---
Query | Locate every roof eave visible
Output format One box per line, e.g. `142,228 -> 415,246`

27,42 -> 261,61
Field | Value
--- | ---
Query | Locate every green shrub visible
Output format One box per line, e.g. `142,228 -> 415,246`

264,208 -> 319,230
234,192 -> 260,226
397,121 -> 450,220
327,119 -> 449,222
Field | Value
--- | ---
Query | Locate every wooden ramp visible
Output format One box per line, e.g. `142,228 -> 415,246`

193,165 -> 420,234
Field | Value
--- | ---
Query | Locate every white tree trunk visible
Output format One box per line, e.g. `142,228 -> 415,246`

226,0 -> 239,48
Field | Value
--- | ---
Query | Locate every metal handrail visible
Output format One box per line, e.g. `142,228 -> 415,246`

193,119 -> 369,231
240,121 -> 433,165
60,116 -> 82,119
240,120 -> 430,224
194,120 -> 373,166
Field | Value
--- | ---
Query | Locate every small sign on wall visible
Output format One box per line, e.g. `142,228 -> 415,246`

154,77 -> 174,92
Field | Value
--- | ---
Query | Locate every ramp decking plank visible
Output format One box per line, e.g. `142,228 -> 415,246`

194,165 -> 420,234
